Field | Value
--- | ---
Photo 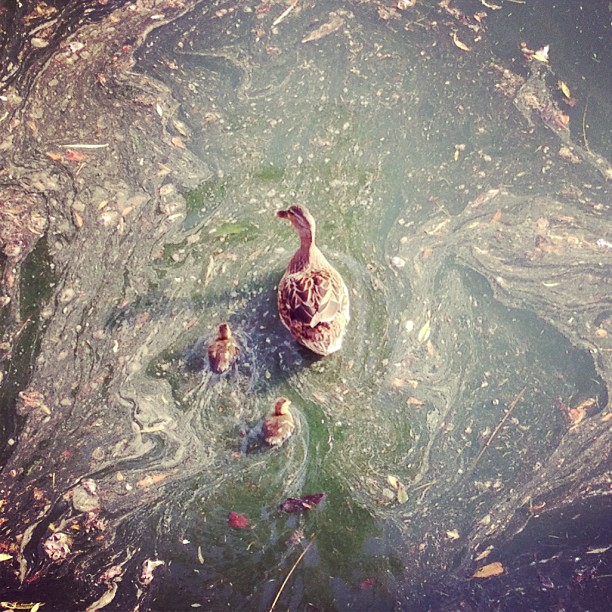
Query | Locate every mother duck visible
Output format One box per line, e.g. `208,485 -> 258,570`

276,204 -> 350,355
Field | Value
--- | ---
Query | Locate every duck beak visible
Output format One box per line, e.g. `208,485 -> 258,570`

277,209 -> 290,220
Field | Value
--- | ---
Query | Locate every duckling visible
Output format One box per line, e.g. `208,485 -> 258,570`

263,397 -> 295,447
277,204 -> 350,355
208,322 -> 239,373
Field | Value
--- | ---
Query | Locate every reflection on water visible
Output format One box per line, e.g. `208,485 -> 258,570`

1,0 -> 610,610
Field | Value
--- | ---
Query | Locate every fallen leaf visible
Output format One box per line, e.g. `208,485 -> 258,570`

558,80 -> 571,99
302,13 -> 344,43
406,396 -> 425,408
417,320 -> 431,343
279,493 -> 325,513
46,151 -> 64,161
360,577 -> 376,589
474,546 -> 493,562
480,0 -> 501,9
397,483 -> 409,504
586,544 -> 611,554
387,475 -> 399,489
171,136 -> 186,149
446,529 -> 460,540
136,473 -> 170,488
451,32 -> 471,52
532,45 -> 550,63
472,561 -> 505,579
227,511 -> 251,528
491,209 -> 502,223
0,553 -> 12,561
64,149 -> 86,162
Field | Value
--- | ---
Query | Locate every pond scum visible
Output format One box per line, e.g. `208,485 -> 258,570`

0,1 -> 610,610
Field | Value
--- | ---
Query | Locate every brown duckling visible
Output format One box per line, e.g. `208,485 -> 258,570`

277,204 -> 350,355
208,322 -> 239,373
263,397 -> 295,447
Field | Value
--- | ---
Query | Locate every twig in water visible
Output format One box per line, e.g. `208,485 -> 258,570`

273,0 -> 298,27
269,537 -> 314,611
471,386 -> 526,470
582,98 -> 592,154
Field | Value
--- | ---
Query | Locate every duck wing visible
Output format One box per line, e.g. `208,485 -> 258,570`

282,269 -> 341,328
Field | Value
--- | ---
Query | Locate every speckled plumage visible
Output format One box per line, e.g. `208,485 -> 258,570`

277,204 -> 350,356
208,322 -> 239,373
263,397 -> 295,447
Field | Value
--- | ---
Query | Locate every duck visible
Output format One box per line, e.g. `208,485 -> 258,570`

208,322 -> 239,373
263,397 -> 295,447
276,204 -> 350,355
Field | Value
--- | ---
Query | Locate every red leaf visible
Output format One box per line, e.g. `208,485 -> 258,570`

360,577 -> 376,590
279,493 -> 325,513
227,511 -> 251,529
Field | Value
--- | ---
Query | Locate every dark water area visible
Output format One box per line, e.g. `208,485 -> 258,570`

0,1 -> 610,610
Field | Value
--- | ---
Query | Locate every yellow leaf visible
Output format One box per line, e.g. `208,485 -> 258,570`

0,553 -> 13,561
446,529 -> 460,540
480,0 -> 501,9
31,604 -> 43,612
387,475 -> 399,489
558,80 -> 571,99
451,32 -> 471,52
417,320 -> 431,343
474,547 -> 493,562
532,45 -> 550,63
397,484 -> 409,504
472,561 -> 505,578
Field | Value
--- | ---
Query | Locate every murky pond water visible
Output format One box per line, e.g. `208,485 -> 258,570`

0,1 -> 610,610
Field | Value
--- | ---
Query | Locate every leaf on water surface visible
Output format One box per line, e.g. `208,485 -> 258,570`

480,0 -> 501,9
532,45 -> 550,63
417,320 -> 431,343
446,529 -> 460,540
406,396 -> 425,408
474,546 -> 493,562
302,13 -> 344,43
451,32 -> 471,52
472,561 -> 505,579
396,483 -> 408,504
360,577 -> 376,589
491,209 -> 502,223
279,493 -> 325,513
387,475 -> 399,489
558,80 -> 571,99
586,544 -> 611,554
227,511 -> 251,529
136,472 -> 170,488
64,149 -> 87,163
171,136 -> 186,149
0,553 -> 12,561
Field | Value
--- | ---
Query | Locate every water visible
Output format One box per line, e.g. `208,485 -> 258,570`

0,0 -> 610,610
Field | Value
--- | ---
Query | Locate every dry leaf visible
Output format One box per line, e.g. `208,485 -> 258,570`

474,547 -> 493,562
446,529 -> 460,540
451,32 -> 471,52
406,396 -> 425,408
302,13 -> 344,43
491,209 -> 502,223
0,553 -> 13,561
65,149 -> 86,162
558,80 -> 571,99
46,151 -> 64,161
136,473 -> 170,488
387,475 -> 399,489
417,320 -> 431,343
472,561 -> 505,579
532,45 -> 550,63
480,0 -> 501,8
171,136 -> 186,149
397,484 -> 409,504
